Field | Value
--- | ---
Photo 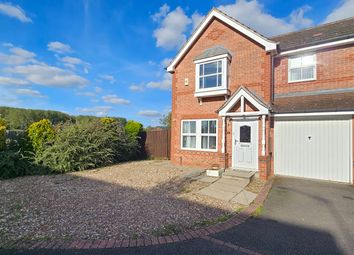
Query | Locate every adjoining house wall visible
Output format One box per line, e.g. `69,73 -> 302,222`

274,44 -> 354,95
171,18 -> 272,175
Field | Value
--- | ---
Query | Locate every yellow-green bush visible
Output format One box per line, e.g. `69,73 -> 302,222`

0,126 -> 6,151
100,117 -> 116,125
125,120 -> 143,138
27,119 -> 56,153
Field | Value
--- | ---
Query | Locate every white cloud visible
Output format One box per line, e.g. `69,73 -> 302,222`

61,56 -> 90,73
0,2 -> 32,23
216,0 -> 313,36
129,84 -> 144,92
6,64 -> 88,88
324,0 -> 354,23
76,91 -> 96,97
161,58 -> 172,68
191,11 -> 204,30
76,106 -> 112,117
15,88 -> 45,98
102,94 -> 130,104
48,41 -> 73,54
290,5 -> 314,28
94,86 -> 102,93
146,72 -> 171,90
138,110 -> 162,117
153,5 -> 191,50
0,45 -> 36,65
152,3 -> 170,22
99,74 -> 116,84
0,76 -> 29,86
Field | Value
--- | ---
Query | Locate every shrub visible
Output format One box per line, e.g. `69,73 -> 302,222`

27,119 -> 56,153
38,120 -> 138,173
100,117 -> 116,125
125,120 -> 143,138
0,117 -> 6,127
0,149 -> 27,179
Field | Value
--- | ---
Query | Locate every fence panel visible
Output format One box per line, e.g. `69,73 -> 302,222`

145,129 -> 171,159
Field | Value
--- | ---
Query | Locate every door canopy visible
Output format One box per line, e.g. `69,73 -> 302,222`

218,86 -> 270,116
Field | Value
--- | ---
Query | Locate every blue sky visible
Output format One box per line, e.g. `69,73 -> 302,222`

0,0 -> 353,126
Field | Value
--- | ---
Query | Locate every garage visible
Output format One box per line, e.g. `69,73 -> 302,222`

274,116 -> 352,183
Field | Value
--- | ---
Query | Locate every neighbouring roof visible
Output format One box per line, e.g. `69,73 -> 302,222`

272,17 -> 354,51
194,46 -> 231,61
217,86 -> 271,113
273,92 -> 354,113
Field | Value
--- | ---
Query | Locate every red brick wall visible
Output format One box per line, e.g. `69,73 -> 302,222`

171,18 -> 272,169
274,44 -> 354,95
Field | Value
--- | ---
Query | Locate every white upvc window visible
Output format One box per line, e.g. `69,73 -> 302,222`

195,56 -> 228,94
181,119 -> 218,152
288,54 -> 316,82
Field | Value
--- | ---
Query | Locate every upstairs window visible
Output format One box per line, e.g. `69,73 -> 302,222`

198,60 -> 223,89
195,57 -> 228,92
288,54 -> 316,82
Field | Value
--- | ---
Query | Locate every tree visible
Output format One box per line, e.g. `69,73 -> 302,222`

160,112 -> 171,128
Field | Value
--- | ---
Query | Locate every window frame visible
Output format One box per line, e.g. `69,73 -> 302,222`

288,54 -> 317,83
180,119 -> 218,152
195,55 -> 229,93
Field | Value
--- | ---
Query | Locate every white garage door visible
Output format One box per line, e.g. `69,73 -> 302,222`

274,116 -> 352,183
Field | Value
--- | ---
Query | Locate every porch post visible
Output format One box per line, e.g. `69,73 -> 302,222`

261,115 -> 266,156
221,116 -> 226,153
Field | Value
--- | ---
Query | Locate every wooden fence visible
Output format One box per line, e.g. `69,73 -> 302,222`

144,128 -> 171,159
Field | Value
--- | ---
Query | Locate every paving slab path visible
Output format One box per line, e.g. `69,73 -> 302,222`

197,177 -> 257,205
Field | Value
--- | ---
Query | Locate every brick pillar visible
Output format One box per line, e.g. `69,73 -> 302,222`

258,155 -> 271,180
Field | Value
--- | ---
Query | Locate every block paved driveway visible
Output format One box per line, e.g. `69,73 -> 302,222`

2,177 -> 353,255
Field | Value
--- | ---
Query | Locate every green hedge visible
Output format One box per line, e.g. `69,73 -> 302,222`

0,118 -> 141,179
37,120 -> 138,173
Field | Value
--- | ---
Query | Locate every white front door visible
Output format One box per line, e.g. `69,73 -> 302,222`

233,120 -> 258,170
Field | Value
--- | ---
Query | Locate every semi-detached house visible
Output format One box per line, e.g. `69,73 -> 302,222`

167,8 -> 354,184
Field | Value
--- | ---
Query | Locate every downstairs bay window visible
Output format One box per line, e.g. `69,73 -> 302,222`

181,119 -> 217,151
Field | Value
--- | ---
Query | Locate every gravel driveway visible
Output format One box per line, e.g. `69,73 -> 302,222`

0,160 -> 241,243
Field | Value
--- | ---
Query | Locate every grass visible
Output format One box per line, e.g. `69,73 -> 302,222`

152,224 -> 184,237
192,214 -> 233,229
37,235 -> 52,242
252,206 -> 264,217
9,203 -> 23,221
131,234 -> 139,240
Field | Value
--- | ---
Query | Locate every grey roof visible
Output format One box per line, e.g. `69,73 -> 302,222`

194,46 -> 231,61
272,16 -> 354,51
273,91 -> 354,113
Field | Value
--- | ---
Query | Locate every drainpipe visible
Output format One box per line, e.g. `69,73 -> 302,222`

271,55 -> 275,104
221,116 -> 226,154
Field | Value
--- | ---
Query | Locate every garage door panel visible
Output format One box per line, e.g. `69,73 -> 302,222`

275,117 -> 351,183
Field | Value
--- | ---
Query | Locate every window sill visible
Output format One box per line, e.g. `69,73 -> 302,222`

180,147 -> 218,153
194,88 -> 230,98
288,78 -> 316,83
